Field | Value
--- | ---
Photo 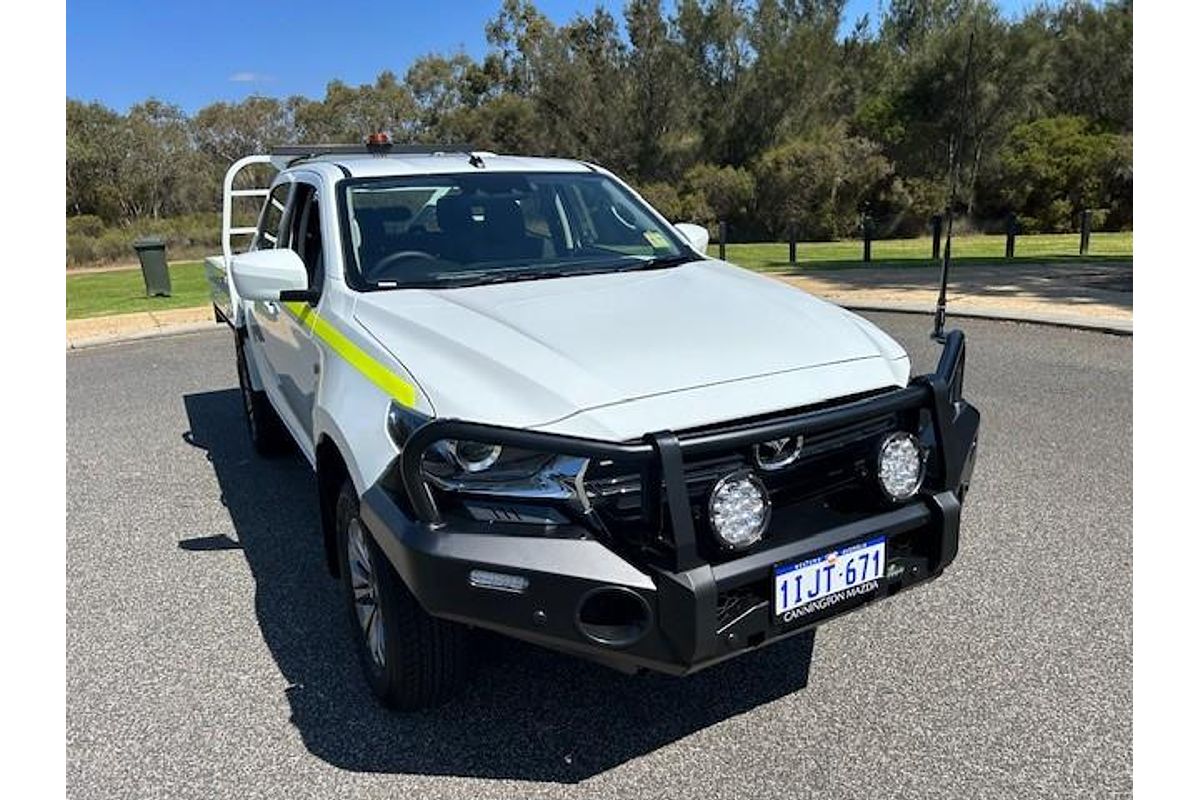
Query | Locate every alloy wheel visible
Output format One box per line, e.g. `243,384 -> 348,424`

346,518 -> 387,669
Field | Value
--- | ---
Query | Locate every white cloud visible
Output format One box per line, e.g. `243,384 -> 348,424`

229,71 -> 272,83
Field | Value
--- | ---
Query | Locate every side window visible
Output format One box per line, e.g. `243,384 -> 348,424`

288,184 -> 324,290
252,183 -> 290,251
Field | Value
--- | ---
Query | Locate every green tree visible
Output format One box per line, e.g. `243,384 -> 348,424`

861,0 -> 1053,215
191,96 -> 292,165
635,181 -> 685,221
675,0 -> 754,166
485,0 -> 556,95
291,71 -> 418,142
527,7 -> 632,163
66,100 -> 130,222
754,125 -> 893,239
986,114 -> 1131,232
122,99 -> 194,219
407,53 -> 493,139
680,162 -> 757,229
735,0 -> 847,157
1047,1 -> 1132,132
624,0 -> 691,178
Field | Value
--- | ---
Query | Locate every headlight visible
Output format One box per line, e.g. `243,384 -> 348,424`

388,405 -> 505,474
419,437 -> 589,512
877,432 -> 925,500
386,404 -> 591,523
421,440 -> 556,483
708,471 -> 770,550
446,440 -> 502,473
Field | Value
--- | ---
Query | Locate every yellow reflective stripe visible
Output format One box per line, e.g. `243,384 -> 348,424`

282,302 -> 418,407
283,300 -> 315,328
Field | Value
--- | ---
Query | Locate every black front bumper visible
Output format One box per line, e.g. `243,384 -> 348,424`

361,331 -> 980,675
361,485 -> 967,674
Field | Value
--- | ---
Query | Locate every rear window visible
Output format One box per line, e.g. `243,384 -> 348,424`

253,183 -> 290,250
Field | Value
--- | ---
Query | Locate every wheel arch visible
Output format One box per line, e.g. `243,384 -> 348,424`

316,434 -> 355,577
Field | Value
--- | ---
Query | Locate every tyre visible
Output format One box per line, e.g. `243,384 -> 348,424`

335,480 -> 472,710
235,335 -> 289,456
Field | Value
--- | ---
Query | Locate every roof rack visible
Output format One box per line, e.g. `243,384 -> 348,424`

271,143 -> 478,166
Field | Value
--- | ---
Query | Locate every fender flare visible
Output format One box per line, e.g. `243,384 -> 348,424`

312,417 -> 363,576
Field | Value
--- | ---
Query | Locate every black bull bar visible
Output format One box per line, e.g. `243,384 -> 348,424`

397,330 -> 978,573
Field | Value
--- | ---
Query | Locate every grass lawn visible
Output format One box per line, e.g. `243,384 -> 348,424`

66,261 -> 210,320
65,232 -> 1132,320
709,231 -> 1133,272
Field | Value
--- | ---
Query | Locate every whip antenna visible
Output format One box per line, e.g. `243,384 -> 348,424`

932,30 -> 975,343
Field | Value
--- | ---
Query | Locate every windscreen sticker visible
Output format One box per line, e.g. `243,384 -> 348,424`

643,231 -> 670,250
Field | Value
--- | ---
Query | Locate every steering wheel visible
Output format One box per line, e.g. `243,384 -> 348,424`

372,250 -> 438,273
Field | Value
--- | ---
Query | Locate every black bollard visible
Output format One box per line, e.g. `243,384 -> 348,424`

862,215 -> 873,263
931,214 -> 943,260
1079,209 -> 1092,256
788,226 -> 797,265
1005,212 -> 1018,259
719,220 -> 727,260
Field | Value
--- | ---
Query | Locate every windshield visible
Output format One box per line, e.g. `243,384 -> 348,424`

339,171 -> 696,288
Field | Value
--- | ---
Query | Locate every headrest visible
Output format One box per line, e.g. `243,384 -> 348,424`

436,195 -> 527,243
480,198 -> 524,238
436,195 -> 474,235
356,205 -> 412,233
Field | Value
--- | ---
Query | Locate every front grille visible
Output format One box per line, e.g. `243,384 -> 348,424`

584,399 -> 911,563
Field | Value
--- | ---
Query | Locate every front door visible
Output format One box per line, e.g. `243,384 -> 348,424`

244,179 -> 293,417
258,178 -> 325,446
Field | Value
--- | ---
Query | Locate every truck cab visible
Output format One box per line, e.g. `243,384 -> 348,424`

207,140 -> 979,710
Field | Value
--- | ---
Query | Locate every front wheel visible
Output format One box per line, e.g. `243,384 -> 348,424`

335,481 -> 472,709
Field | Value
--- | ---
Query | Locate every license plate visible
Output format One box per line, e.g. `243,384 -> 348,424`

774,537 -> 886,620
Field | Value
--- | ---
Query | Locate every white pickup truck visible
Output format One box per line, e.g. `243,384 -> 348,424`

207,139 -> 979,710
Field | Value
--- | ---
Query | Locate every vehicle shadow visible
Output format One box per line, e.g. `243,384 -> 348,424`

182,388 -> 815,783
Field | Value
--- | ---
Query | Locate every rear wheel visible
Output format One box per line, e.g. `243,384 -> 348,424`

235,335 -> 289,456
335,480 -> 472,710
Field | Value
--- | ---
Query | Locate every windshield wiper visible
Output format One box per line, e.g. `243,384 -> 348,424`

420,263 -> 628,287
395,254 -> 699,289
626,253 -> 700,271
468,266 -> 622,285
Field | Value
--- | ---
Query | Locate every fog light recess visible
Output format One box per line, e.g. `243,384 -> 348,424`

575,587 -> 651,648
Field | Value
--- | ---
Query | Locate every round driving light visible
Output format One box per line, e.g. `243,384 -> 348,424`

877,432 -> 925,500
448,440 -> 502,473
708,471 -> 771,550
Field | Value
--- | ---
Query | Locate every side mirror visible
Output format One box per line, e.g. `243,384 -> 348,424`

674,223 -> 710,254
230,249 -> 309,302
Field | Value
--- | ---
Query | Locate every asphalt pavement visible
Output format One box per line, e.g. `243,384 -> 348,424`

66,314 -> 1132,799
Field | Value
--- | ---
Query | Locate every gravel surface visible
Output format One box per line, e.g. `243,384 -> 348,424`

65,315 -> 1132,799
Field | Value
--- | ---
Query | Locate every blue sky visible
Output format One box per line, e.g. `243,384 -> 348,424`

67,0 -> 1038,113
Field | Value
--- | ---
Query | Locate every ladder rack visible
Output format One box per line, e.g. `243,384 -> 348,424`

221,155 -> 281,264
